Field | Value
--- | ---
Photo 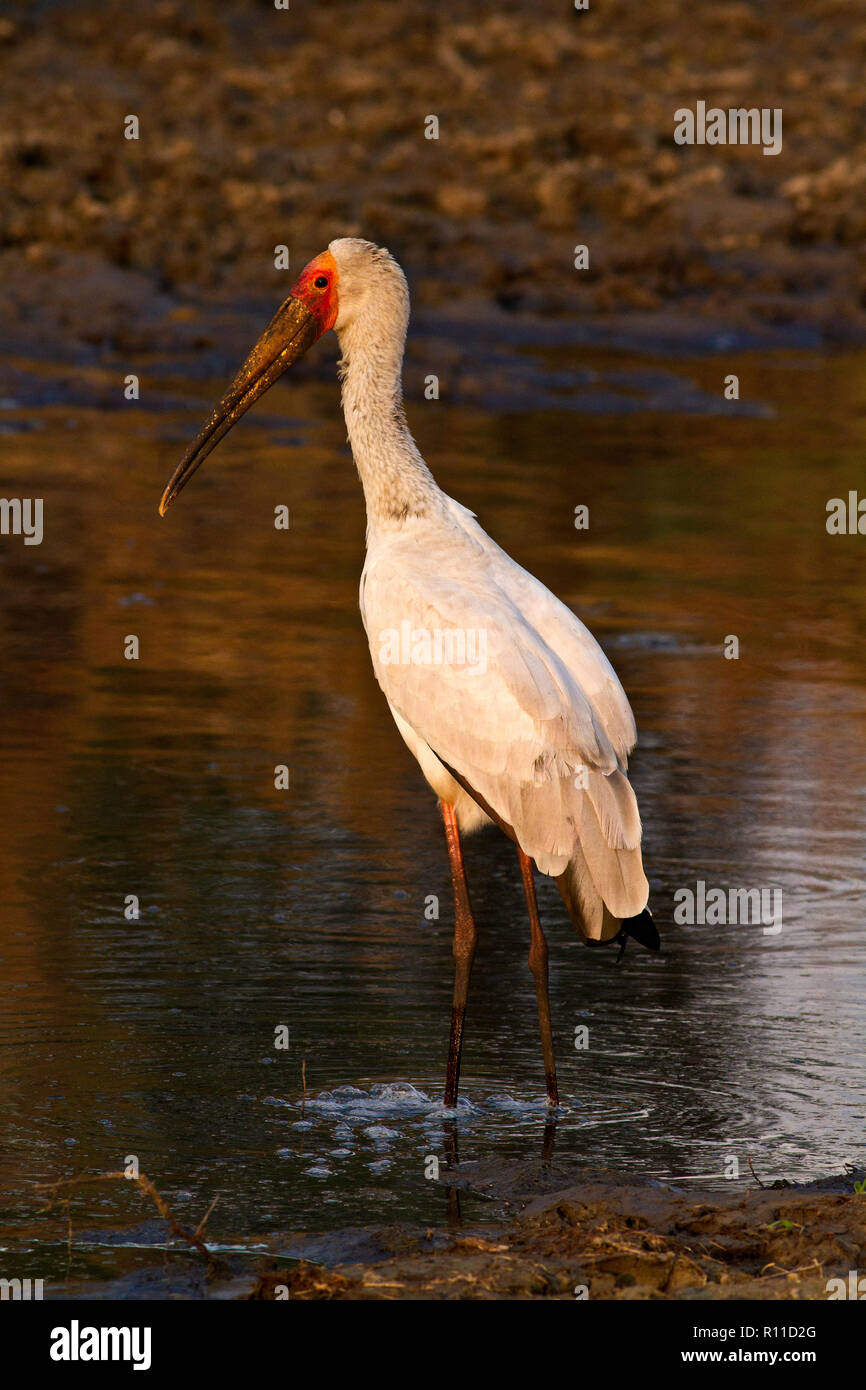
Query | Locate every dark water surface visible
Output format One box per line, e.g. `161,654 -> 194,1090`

1,333 -> 864,1283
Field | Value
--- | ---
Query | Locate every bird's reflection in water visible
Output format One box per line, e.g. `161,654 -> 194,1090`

441,1111 -> 560,1225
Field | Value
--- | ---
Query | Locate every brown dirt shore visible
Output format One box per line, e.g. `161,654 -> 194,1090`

239,1162 -> 866,1301
30,1163 -> 866,1300
248,1165 -> 866,1300
1,0 -> 865,358
28,1162 -> 866,1301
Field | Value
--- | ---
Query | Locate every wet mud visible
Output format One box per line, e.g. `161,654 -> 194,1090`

1,0 -> 865,365
32,1163 -> 866,1301
251,1163 -> 866,1301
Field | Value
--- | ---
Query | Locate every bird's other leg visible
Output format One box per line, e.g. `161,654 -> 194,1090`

518,847 -> 559,1107
442,1116 -> 462,1226
441,800 -> 477,1109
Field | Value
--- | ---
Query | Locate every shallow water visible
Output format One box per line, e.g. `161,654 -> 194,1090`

1,327 -> 865,1282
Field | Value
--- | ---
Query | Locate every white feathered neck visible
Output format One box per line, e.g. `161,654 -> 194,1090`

331,239 -> 445,530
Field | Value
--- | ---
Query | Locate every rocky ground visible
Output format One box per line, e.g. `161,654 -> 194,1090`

1,0 -> 865,358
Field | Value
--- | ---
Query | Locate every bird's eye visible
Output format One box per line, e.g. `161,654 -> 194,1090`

314,275 -> 328,289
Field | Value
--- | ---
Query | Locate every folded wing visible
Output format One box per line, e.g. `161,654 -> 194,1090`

361,508 -> 649,940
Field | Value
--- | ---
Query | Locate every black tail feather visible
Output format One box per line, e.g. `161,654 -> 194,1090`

613,908 -> 660,961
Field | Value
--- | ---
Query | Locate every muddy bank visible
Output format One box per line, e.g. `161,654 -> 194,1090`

1,0 -> 865,361
249,1164 -> 866,1300
39,1163 -> 866,1301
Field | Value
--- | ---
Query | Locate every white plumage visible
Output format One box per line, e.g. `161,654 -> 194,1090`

333,238 -> 650,944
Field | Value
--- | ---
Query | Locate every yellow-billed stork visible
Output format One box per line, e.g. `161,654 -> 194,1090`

159,238 -> 658,1108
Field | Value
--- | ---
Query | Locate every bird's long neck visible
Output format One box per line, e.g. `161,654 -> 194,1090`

337,311 -> 444,530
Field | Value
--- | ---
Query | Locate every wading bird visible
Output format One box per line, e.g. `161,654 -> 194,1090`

159,238 -> 658,1108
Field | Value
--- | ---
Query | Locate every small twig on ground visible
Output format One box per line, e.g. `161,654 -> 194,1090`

301,1057 -> 307,1115
747,1154 -> 767,1189
194,1193 -> 220,1241
35,1170 -> 228,1274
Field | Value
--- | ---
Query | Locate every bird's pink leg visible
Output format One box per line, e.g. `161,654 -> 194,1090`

518,848 -> 559,1107
441,800 -> 477,1109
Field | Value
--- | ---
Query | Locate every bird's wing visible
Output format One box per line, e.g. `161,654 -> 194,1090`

442,497 -> 637,765
360,516 -> 644,891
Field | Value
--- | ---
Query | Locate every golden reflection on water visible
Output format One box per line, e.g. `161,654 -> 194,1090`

1,346 -> 865,1253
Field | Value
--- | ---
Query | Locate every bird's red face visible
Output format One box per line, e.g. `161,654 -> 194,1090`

289,250 -> 340,335
158,249 -> 339,515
